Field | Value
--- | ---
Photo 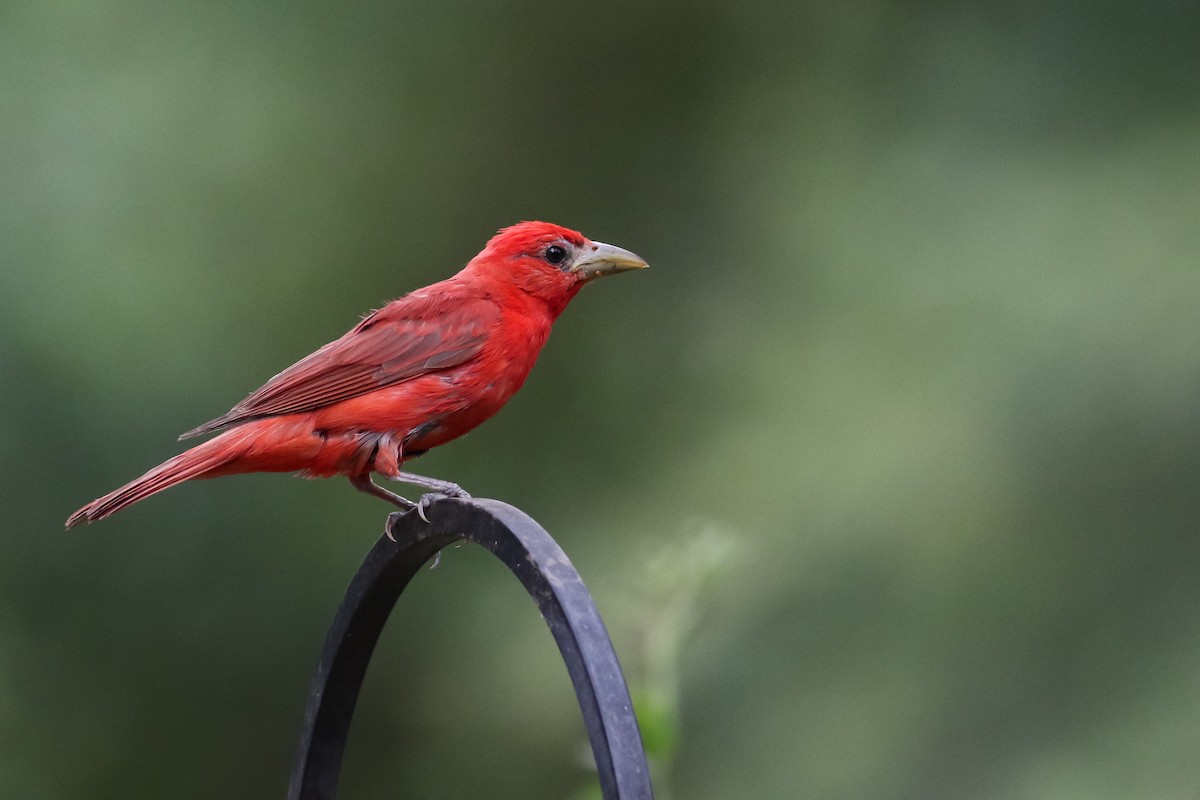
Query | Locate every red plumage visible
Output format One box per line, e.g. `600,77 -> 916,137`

66,221 -> 646,527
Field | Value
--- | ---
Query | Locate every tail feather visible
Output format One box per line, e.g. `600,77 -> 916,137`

65,437 -> 242,528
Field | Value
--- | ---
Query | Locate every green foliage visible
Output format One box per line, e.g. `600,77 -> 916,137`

574,525 -> 739,798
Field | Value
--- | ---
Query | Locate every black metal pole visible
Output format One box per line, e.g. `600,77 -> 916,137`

287,497 -> 654,800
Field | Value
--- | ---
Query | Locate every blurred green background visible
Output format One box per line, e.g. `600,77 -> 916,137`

4,1 -> 1200,798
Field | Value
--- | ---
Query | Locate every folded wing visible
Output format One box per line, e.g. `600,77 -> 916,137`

179,295 -> 498,439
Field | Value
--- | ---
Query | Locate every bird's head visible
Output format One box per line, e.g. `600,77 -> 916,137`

467,221 -> 647,315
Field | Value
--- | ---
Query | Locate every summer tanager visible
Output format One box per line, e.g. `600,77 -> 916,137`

66,221 -> 647,528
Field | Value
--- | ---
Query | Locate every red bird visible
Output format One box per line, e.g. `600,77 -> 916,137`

66,221 -> 647,528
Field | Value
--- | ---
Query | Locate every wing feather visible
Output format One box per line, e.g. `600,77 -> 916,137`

179,295 -> 498,439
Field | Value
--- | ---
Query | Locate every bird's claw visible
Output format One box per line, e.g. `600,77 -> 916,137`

384,509 -> 411,542
415,492 -> 450,522
415,485 -> 471,523
380,477 -> 471,535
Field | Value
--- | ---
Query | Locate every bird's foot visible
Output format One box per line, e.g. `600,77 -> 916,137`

384,509 -> 414,542
416,486 -> 472,523
383,483 -> 471,536
386,471 -> 471,523
351,475 -> 416,541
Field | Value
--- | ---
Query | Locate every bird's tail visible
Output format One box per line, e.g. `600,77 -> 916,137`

65,432 -> 247,528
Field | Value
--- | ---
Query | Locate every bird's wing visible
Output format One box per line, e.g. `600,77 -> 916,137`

179,295 -> 498,439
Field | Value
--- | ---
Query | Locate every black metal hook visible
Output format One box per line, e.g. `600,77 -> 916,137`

287,497 -> 654,800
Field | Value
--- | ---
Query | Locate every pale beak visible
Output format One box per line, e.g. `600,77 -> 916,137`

570,241 -> 649,279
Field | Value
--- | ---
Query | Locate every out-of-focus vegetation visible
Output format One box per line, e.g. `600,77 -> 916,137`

3,1 -> 1199,798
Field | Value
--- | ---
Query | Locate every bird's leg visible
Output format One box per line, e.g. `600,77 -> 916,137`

349,474 -> 417,542
389,470 -> 472,523
349,473 -> 417,508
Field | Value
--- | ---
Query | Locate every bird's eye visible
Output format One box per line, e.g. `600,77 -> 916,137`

543,244 -> 568,265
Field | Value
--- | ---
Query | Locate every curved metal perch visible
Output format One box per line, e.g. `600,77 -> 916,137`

287,497 -> 654,800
